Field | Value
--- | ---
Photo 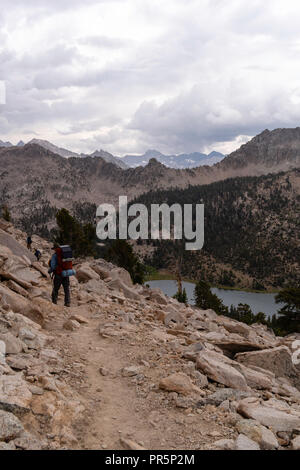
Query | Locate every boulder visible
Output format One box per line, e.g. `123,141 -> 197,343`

0,230 -> 35,262
0,285 -> 44,326
0,270 -> 32,290
0,244 -> 12,259
28,287 -> 51,301
108,278 -> 141,301
200,331 -> 227,342
90,264 -> 111,280
292,436 -> 300,450
199,388 -> 252,406
76,264 -> 100,283
63,319 -> 80,331
250,323 -> 278,346
31,262 -> 48,278
216,316 -> 252,336
164,311 -> 185,328
0,441 -> 16,450
0,284 -> 29,312
234,363 -> 274,390
159,373 -> 202,396
0,374 -> 32,409
70,314 -> 88,325
213,439 -> 236,450
148,288 -> 169,306
14,432 -> 43,450
235,346 -> 300,389
3,280 -> 29,297
2,256 -> 42,285
0,410 -> 24,441
272,380 -> 300,400
18,327 -> 49,350
0,332 -> 25,354
235,434 -> 260,450
196,350 -> 249,391
6,354 -> 39,371
4,311 -> 42,332
236,419 -> 278,450
82,278 -> 108,296
193,370 -> 209,389
110,267 -> 133,287
237,397 -> 300,432
214,338 -> 264,355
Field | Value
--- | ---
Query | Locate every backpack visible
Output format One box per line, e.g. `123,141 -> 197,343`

55,245 -> 76,277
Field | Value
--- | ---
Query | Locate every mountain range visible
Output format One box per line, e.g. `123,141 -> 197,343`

0,126 -> 298,226
0,139 -> 24,147
0,138 -> 224,169
122,149 -> 225,168
0,127 -> 299,289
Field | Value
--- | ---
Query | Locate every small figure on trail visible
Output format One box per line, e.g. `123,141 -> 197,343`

48,244 -> 76,308
34,248 -> 42,261
27,235 -> 32,251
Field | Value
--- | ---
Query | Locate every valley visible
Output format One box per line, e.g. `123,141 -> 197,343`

0,127 -> 299,292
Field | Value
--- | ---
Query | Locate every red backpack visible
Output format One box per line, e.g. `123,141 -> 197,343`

55,245 -> 73,276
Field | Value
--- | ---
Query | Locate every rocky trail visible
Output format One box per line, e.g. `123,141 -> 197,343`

0,219 -> 299,451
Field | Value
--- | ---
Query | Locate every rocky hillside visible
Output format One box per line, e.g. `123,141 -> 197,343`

0,220 -> 299,450
0,127 -> 299,234
88,150 -> 129,169
220,128 -> 300,172
134,169 -> 300,290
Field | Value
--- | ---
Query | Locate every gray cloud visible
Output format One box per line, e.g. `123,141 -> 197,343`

128,82 -> 300,154
1,0 -> 300,155
78,36 -> 130,49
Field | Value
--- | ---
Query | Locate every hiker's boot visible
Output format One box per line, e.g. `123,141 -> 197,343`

65,303 -> 71,308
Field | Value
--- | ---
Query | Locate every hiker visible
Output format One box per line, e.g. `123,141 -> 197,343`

48,244 -> 76,308
27,235 -> 32,251
34,248 -> 42,261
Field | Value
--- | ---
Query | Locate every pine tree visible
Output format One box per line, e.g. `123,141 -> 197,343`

174,287 -> 187,304
194,280 -> 228,315
276,288 -> 300,333
54,208 -> 95,257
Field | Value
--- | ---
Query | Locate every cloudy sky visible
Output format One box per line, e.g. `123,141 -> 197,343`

1,0 -> 300,156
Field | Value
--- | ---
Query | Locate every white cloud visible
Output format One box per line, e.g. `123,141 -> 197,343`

1,0 -> 300,155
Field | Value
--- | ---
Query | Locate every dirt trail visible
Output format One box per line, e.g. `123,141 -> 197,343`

75,322 -> 150,450
47,300 -> 235,451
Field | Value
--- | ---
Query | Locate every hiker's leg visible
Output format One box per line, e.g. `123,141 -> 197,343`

62,277 -> 70,306
52,275 -> 62,304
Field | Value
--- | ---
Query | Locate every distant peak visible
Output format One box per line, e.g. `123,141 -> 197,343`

147,157 -> 163,166
29,138 -> 47,144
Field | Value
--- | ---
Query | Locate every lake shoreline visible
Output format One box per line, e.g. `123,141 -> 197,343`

144,271 -> 280,294
146,279 -> 283,318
